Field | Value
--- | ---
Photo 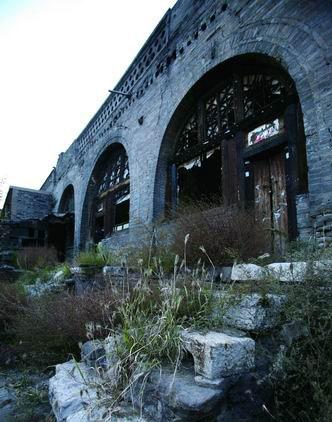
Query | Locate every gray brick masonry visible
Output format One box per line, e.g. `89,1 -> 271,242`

4,0 -> 332,253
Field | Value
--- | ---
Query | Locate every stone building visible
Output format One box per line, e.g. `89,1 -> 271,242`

1,0 -> 332,259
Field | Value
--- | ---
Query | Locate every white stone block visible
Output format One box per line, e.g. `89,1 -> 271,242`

266,262 -> 307,282
70,266 -> 82,274
49,360 -> 98,421
312,260 -> 332,273
222,293 -> 285,332
181,330 -> 255,379
230,264 -> 264,281
49,360 -> 147,421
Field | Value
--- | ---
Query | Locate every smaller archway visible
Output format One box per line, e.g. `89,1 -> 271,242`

82,143 -> 130,246
58,184 -> 75,213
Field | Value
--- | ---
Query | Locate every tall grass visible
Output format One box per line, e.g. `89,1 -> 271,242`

173,200 -> 269,265
90,243 -> 237,414
268,244 -> 332,421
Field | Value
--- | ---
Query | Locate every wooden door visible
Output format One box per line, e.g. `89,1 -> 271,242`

270,151 -> 288,253
252,150 -> 288,254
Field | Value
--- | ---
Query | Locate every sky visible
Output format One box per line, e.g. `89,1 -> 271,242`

0,0 -> 177,206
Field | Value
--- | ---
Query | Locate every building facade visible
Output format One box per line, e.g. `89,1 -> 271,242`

2,0 -> 332,257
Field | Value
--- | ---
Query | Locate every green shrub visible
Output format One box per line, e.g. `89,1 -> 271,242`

18,268 -> 53,285
76,247 -> 114,267
16,246 -> 58,270
269,249 -> 332,421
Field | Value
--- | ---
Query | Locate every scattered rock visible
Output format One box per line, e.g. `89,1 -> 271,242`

266,262 -> 307,282
182,330 -> 255,379
131,365 -> 228,421
49,360 -> 147,421
81,339 -> 106,369
103,265 -> 127,276
219,267 -> 233,282
217,293 -> 286,333
0,368 -> 51,421
49,360 -> 100,421
231,264 -> 265,281
25,270 -> 66,297
0,386 -> 16,421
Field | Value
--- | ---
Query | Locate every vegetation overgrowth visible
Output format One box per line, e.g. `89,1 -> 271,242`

0,234 -> 331,421
268,243 -> 332,422
16,246 -> 58,270
172,201 -> 269,265
76,247 -> 114,267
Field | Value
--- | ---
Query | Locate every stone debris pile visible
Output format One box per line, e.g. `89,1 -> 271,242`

49,289 -> 294,421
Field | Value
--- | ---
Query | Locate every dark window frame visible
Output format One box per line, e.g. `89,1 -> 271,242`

92,147 -> 130,242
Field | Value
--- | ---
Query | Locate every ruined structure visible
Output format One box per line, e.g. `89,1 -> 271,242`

1,0 -> 332,258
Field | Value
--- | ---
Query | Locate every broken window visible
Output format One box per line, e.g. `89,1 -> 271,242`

92,145 -> 130,242
242,74 -> 291,119
169,66 -> 299,214
177,148 -> 222,205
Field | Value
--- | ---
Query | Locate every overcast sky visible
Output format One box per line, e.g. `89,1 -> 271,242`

0,0 -> 176,206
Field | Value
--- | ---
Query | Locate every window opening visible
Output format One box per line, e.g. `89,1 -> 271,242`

92,146 -> 130,242
177,148 -> 222,205
171,69 -> 294,207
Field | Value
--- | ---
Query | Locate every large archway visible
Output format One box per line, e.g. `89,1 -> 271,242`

154,54 -> 308,252
81,143 -> 130,248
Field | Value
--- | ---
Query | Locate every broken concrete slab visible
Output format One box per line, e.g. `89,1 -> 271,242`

181,330 -> 255,379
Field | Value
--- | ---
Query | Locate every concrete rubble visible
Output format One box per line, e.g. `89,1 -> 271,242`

181,330 -> 255,380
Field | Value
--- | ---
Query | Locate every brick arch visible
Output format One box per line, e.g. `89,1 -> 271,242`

58,184 -> 75,213
153,51 -> 311,222
152,6 -> 332,220
79,139 -> 130,250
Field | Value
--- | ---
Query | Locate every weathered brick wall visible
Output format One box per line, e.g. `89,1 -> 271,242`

38,0 -> 332,252
11,188 -> 53,221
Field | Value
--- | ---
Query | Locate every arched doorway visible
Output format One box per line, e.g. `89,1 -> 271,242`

83,143 -> 130,246
160,54 -> 308,253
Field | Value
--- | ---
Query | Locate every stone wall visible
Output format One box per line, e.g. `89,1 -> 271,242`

35,0 -> 332,252
9,187 -> 53,222
312,207 -> 332,247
